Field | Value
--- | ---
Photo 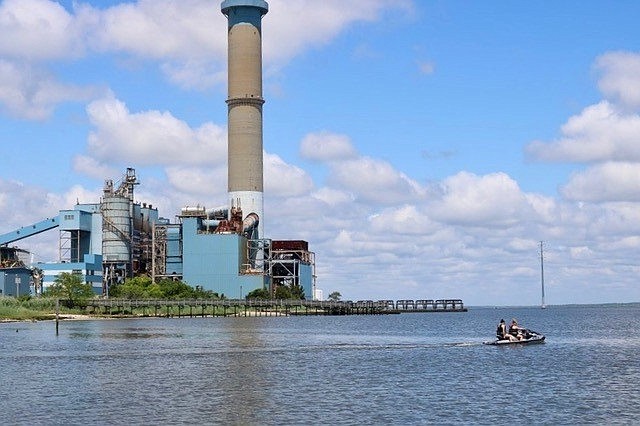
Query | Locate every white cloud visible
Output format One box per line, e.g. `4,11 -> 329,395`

526,51 -> 640,166
595,51 -> 640,111
428,172 -> 529,227
265,0 -> 413,66
561,162 -> 640,202
311,187 -> 353,206
0,60 -> 97,120
0,0 -> 84,60
0,0 -> 413,113
161,61 -> 227,91
86,0 -> 226,61
369,205 -> 439,235
165,165 -> 227,199
73,155 -> 119,181
524,193 -> 557,224
61,184 -> 102,208
569,246 -> 593,260
0,180 -> 58,231
525,101 -> 640,163
300,131 -> 358,162
86,96 -> 227,166
328,156 -> 426,204
265,153 -> 314,197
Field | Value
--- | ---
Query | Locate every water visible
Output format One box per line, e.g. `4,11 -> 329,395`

1,305 -> 639,425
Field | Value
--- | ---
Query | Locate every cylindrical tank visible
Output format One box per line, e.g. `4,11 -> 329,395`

102,195 -> 132,263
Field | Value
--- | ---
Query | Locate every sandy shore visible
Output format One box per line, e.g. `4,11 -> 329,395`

57,314 -> 97,321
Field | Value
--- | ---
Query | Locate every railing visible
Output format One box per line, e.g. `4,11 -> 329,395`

83,298 -> 466,317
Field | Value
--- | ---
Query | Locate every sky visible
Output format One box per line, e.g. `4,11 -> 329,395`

1,0 -> 640,306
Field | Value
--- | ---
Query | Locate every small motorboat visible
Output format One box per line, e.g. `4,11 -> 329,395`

483,329 -> 546,346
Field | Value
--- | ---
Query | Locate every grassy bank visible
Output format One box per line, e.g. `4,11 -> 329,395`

0,297 -> 80,321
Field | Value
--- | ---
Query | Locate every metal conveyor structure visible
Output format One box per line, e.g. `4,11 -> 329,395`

0,217 -> 59,246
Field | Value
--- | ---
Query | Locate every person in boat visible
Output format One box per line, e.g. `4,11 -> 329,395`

496,319 -> 518,341
509,319 -> 528,340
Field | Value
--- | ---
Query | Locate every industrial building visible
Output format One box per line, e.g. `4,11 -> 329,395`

0,0 -> 317,300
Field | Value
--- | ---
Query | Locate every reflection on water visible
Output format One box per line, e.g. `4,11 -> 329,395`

0,305 -> 639,424
213,319 -> 271,425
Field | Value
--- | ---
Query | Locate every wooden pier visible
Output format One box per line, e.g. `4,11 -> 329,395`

84,298 -> 466,317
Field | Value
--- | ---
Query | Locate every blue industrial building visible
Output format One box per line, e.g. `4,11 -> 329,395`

0,246 -> 32,297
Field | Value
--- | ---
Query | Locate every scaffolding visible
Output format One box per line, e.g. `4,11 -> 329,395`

151,222 -> 182,283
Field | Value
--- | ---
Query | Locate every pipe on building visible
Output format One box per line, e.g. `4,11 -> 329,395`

243,213 -> 259,235
202,219 -> 221,229
206,207 -> 228,220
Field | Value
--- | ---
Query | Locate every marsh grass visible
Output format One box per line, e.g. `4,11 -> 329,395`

0,297 -> 78,321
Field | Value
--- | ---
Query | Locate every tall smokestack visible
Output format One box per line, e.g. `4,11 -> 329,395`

221,0 -> 268,240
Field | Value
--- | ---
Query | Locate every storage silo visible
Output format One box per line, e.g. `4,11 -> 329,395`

102,194 -> 132,264
101,169 -> 138,294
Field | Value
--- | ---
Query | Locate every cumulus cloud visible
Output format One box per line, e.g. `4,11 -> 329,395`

0,179 -> 65,231
595,51 -> 640,110
300,131 -> 358,162
86,0 -> 226,60
161,61 -> 226,91
525,50 -> 640,210
526,101 -> 640,163
0,0 -> 84,60
0,60 -> 97,119
86,96 -> 227,166
311,187 -> 353,206
561,162 -> 640,202
301,133 -> 423,206
265,153 -> 314,197
165,165 -> 227,198
328,157 -> 425,204
265,0 -> 413,66
369,205 -> 439,235
0,0 -> 412,112
428,172 -> 529,227
73,155 -> 119,181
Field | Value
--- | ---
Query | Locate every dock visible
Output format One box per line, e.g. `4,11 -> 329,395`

84,298 -> 466,317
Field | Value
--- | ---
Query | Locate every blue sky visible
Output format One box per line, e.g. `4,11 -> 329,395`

1,0 -> 640,306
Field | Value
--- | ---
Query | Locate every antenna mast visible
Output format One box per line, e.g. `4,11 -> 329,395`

540,241 -> 546,309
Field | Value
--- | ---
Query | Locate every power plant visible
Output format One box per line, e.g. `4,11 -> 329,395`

0,0 -> 317,300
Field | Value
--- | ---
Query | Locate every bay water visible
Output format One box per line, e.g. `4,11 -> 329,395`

1,304 -> 639,425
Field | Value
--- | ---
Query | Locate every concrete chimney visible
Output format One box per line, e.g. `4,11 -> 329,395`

221,0 -> 268,239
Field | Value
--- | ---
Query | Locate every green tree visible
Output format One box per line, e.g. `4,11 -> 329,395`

146,283 -> 164,299
274,285 -> 292,300
157,279 -> 197,299
45,272 -> 95,307
290,283 -> 305,300
110,276 -> 152,299
327,291 -> 341,302
246,288 -> 270,300
109,276 -> 221,300
193,285 -> 218,299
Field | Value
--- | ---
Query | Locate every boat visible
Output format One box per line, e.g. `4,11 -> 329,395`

483,329 -> 546,346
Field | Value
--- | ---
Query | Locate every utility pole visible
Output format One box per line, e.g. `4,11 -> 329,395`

540,241 -> 546,309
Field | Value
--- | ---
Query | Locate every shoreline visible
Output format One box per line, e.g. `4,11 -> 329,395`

1,310 -> 287,323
